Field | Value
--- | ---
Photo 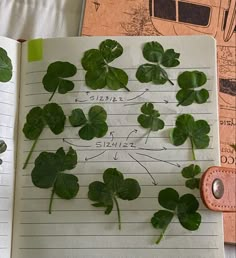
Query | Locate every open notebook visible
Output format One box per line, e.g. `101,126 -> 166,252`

0,35 -> 224,258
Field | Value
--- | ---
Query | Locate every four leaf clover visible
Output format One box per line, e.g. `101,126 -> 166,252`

181,164 -> 201,189
0,47 -> 12,82
176,71 -> 209,106
170,114 -> 210,160
88,168 -> 141,229
151,188 -> 201,244
31,147 -> 79,214
43,61 -> 77,101
138,103 -> 165,143
136,41 -> 180,85
69,105 -> 108,140
81,39 -> 129,91
23,103 -> 66,168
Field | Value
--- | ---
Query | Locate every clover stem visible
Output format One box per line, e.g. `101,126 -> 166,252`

49,87 -> 57,102
190,137 -> 196,161
156,231 -> 165,245
167,78 -> 174,85
124,86 -> 130,92
23,137 -> 39,169
145,129 -> 151,144
113,196 -> 121,230
49,187 -> 55,214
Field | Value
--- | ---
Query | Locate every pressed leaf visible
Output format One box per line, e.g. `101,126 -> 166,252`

43,61 -> 77,101
88,168 -> 141,229
176,71 -> 209,106
0,47 -> 13,82
137,41 -> 180,85
69,109 -> 87,127
158,188 -> 179,211
185,178 -> 200,190
177,194 -> 199,214
31,147 -> 79,213
82,39 -> 129,91
170,114 -> 210,160
181,164 -> 201,178
178,212 -> 201,231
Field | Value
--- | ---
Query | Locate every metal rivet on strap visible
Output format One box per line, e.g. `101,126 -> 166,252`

212,178 -> 224,199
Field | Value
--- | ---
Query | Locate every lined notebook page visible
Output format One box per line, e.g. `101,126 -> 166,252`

0,37 -> 20,258
12,36 -> 224,258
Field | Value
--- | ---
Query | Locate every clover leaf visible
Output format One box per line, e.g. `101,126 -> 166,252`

81,39 -> 129,91
69,105 -> 108,140
23,103 -> 66,169
0,140 -> 7,166
31,147 -> 79,214
43,61 -> 77,101
0,47 -> 13,82
151,188 -> 201,244
181,164 -> 201,189
138,103 -> 165,144
88,168 -> 141,229
170,114 -> 210,160
176,71 -> 209,106
136,42 -> 180,85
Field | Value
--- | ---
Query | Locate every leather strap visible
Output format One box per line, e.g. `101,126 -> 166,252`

200,166 -> 236,212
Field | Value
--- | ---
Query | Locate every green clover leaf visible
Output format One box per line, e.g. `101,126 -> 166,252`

138,103 -> 165,143
23,103 -> 66,169
69,105 -> 108,140
170,114 -> 210,160
43,61 -> 77,101
31,147 -> 79,214
151,188 -> 201,244
0,47 -> 13,82
176,71 -> 209,106
82,39 -> 129,91
181,164 -> 201,189
88,168 -> 141,229
136,41 -> 180,85
0,140 -> 7,166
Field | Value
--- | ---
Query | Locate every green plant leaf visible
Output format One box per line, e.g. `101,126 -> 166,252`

151,188 -> 201,244
181,164 -> 201,178
0,47 -> 13,82
0,140 -> 7,154
99,39 -> 123,63
158,188 -> 179,211
88,168 -> 141,229
185,178 -> 200,190
69,108 -> 87,127
31,147 -> 79,214
43,61 -> 77,101
138,103 -> 165,143
69,105 -> 108,141
170,114 -> 210,160
151,210 -> 174,244
136,41 -> 180,85
176,71 -> 209,106
23,103 -> 66,169
82,39 -> 129,91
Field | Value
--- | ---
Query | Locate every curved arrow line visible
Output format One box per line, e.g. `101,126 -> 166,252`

128,153 -> 157,186
127,89 -> 149,101
75,99 -> 88,103
138,147 -> 167,151
126,129 -> 138,141
85,150 -> 106,161
136,152 -> 180,168
63,138 -> 91,148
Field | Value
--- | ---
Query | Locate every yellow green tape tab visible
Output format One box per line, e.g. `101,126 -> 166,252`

28,39 -> 43,62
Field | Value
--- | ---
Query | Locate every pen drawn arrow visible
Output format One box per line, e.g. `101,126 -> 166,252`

138,147 -> 167,151
128,153 -> 157,186
126,129 -> 138,141
85,150 -> 106,162
127,89 -> 149,101
113,152 -> 118,160
164,100 -> 169,104
136,152 -> 181,168
63,138 -> 91,148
